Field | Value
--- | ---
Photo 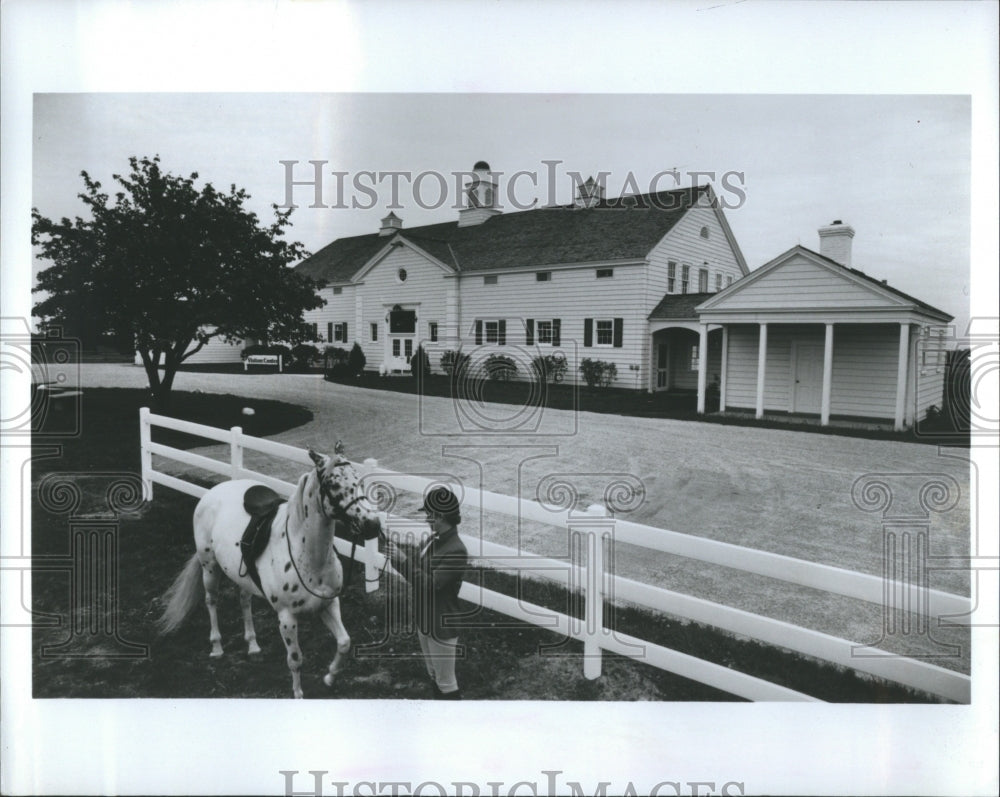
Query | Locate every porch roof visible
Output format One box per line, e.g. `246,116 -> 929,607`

648,292 -> 715,321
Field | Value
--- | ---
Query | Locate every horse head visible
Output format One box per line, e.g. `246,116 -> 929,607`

308,447 -> 385,540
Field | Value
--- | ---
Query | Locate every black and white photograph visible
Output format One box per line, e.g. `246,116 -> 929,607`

2,2 -> 997,796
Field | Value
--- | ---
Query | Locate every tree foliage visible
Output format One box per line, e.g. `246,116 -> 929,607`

32,155 -> 323,407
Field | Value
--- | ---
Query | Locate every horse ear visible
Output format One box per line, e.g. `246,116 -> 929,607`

308,449 -> 325,468
334,440 -> 346,456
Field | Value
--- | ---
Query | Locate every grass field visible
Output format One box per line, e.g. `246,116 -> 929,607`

31,388 -> 945,701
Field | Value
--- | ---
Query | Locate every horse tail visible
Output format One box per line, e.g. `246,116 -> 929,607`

157,554 -> 204,635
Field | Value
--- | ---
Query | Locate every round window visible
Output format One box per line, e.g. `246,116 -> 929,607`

398,268 -> 407,282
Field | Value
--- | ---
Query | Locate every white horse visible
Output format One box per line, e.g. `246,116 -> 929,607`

157,447 -> 384,698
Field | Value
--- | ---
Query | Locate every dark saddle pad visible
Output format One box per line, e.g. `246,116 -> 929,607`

240,485 -> 286,594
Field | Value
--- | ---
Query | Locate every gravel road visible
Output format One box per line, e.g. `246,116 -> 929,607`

77,364 -> 973,675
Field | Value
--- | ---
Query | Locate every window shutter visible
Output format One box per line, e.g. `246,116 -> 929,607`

613,318 -> 624,348
552,319 -> 561,347
526,319 -> 534,346
327,322 -> 333,342
475,320 -> 483,346
342,322 -> 348,343
584,318 -> 593,348
498,319 -> 506,346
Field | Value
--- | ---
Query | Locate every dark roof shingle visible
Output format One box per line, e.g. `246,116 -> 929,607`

648,292 -> 716,321
295,185 -> 709,283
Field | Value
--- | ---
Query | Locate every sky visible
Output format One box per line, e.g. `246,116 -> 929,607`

32,92 -> 971,332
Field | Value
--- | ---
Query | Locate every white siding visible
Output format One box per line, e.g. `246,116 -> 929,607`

715,253 -> 899,311
723,323 -> 906,421
647,205 -> 745,304
828,325 -> 899,419
458,264 -> 648,386
305,285 -> 357,348
357,246 -> 450,371
171,328 -> 247,364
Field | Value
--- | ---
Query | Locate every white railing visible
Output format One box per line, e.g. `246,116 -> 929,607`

139,408 -> 971,703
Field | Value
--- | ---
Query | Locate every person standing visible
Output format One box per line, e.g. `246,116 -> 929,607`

387,486 -> 469,699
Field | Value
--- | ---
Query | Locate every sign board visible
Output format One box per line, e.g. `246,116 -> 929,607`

244,354 -> 283,372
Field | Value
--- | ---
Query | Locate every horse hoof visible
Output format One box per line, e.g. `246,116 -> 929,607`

210,648 -> 223,658
248,645 -> 262,656
323,673 -> 334,687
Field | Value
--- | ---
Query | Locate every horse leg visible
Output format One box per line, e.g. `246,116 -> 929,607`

276,608 -> 304,699
320,597 -> 351,687
239,589 -> 262,655
201,559 -> 224,658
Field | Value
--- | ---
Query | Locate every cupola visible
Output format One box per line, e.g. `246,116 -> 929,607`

379,211 -> 403,236
458,160 -> 502,227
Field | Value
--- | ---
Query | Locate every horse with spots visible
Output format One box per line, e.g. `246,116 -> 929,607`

157,446 -> 385,698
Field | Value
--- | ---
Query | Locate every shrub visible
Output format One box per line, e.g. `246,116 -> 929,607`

348,342 -> 367,377
531,353 -> 568,383
484,353 -> 517,381
410,345 -> 431,378
579,357 -> 617,388
440,349 -> 471,377
289,343 -> 320,371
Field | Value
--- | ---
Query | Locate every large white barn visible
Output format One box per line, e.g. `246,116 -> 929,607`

296,162 -> 952,430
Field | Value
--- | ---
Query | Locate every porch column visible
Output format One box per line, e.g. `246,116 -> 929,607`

355,291 -> 363,346
894,323 -> 910,431
445,278 -> 460,345
821,323 -> 834,426
696,323 -> 709,414
755,323 -> 768,419
719,326 -> 729,411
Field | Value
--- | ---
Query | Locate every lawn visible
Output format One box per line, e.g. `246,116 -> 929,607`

30,388 -> 945,701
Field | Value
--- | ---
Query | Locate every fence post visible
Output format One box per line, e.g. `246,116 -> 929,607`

230,426 -> 244,480
568,502 -> 613,680
139,407 -> 153,501
361,457 -> 381,592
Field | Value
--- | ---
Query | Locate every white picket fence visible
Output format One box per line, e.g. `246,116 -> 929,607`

139,408 -> 971,703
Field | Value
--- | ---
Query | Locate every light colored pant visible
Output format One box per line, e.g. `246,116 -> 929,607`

417,631 -> 459,693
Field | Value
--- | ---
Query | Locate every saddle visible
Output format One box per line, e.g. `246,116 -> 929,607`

240,485 -> 286,595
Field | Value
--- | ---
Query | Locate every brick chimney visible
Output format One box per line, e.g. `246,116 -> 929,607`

817,220 -> 855,267
379,211 -> 403,236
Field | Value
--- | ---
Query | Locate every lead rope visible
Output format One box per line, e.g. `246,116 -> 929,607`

283,515 -> 338,601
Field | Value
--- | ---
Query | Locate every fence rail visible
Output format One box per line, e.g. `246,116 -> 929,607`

139,408 -> 971,703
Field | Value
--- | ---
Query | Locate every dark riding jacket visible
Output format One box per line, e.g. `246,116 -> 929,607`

397,528 -> 468,641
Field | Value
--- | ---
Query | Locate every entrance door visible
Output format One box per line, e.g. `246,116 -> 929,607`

792,343 -> 824,414
655,343 -> 669,389
391,337 -> 414,363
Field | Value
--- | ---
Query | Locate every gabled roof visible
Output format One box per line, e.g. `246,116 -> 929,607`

696,244 -> 953,322
648,292 -> 715,321
295,185 -> 712,283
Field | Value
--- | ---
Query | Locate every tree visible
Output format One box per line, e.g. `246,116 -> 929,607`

32,155 -> 324,409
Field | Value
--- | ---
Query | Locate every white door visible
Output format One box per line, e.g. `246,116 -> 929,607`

655,343 -> 669,389
792,343 -> 824,414
391,337 -> 414,363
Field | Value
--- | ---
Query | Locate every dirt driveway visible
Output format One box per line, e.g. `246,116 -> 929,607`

78,364 -> 973,672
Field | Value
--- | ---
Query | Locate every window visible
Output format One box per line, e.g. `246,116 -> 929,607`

332,286 -> 343,296
391,338 -> 414,361
595,319 -> 614,346
428,322 -> 438,342
596,268 -> 614,279
690,344 -> 700,371
526,318 -> 561,346
397,268 -> 408,282
485,321 -> 500,344
727,275 -> 734,286
698,268 -> 709,293
536,271 -> 551,282
389,306 -> 416,334
583,317 -> 622,348
475,319 -> 506,346
332,322 -> 348,343
305,322 -> 318,340
370,323 -> 378,342
700,226 -> 710,239
667,261 -> 677,293
681,265 -> 690,294
715,273 -> 723,292
484,275 -> 498,285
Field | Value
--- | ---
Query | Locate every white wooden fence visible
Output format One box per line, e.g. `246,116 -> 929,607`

139,408 -> 972,703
